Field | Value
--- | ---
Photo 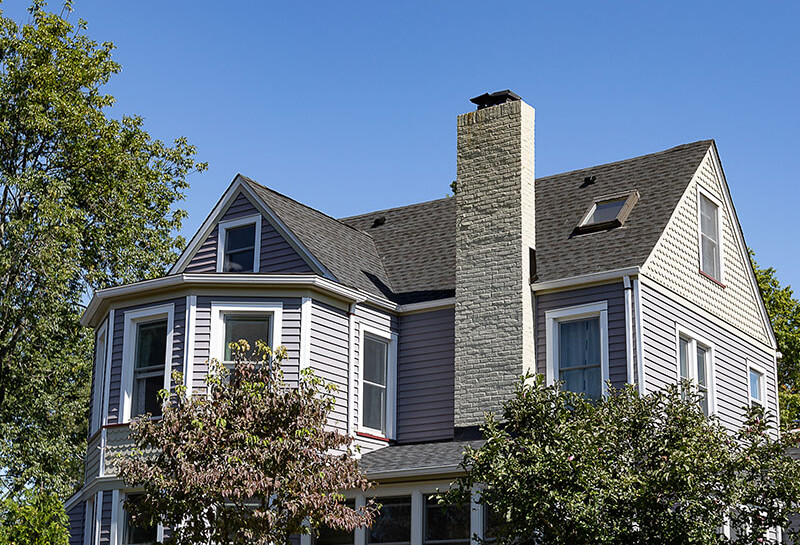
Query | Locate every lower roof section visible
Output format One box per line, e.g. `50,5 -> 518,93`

360,439 -> 484,481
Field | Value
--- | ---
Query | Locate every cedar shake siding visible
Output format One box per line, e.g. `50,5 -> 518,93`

397,308 -> 455,443
639,279 -> 777,432
309,300 -> 350,431
184,191 -> 313,274
535,282 -> 630,389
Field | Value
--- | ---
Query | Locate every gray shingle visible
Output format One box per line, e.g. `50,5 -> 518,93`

359,440 -> 483,476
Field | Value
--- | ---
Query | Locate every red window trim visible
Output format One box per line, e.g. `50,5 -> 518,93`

356,431 -> 390,443
698,269 -> 726,288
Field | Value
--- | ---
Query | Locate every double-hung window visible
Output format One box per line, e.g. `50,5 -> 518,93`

748,363 -> 766,407
217,214 -> 262,273
546,302 -> 609,400
223,314 -> 272,364
210,302 -> 283,370
359,327 -> 396,438
677,329 -> 715,416
699,191 -> 723,281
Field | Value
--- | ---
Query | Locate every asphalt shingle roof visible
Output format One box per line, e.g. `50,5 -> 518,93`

359,440 -> 483,476
243,141 -> 713,302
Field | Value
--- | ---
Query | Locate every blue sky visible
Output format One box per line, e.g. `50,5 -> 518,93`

5,1 -> 799,290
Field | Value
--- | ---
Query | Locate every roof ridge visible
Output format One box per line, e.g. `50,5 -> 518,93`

339,195 -> 454,222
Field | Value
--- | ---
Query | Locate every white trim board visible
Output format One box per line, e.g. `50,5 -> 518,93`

299,297 -> 312,370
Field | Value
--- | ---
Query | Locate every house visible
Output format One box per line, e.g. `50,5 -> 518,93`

65,91 -> 779,545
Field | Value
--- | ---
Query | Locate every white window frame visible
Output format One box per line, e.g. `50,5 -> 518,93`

90,321 -> 109,435
121,304 -> 175,423
358,324 -> 397,439
675,325 -> 717,415
697,186 -> 725,283
747,360 -> 767,408
216,214 -> 262,273
116,491 -> 163,545
210,301 -> 283,365
545,302 -> 610,397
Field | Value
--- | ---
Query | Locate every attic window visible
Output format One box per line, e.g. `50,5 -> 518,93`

216,214 -> 262,273
574,191 -> 639,235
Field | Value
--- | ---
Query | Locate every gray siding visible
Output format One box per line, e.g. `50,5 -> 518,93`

535,282 -> 629,389
309,300 -> 350,430
192,297 -> 301,395
397,308 -> 454,443
100,491 -> 112,545
107,299 -> 185,424
639,280 -> 778,432
68,501 -> 84,545
184,191 -> 313,274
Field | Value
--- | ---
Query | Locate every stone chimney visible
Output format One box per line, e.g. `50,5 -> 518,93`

454,90 -> 536,430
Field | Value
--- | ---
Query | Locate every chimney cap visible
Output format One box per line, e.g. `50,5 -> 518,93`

469,90 -> 521,110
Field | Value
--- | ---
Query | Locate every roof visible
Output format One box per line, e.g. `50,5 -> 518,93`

240,141 -> 713,301
359,440 -> 483,477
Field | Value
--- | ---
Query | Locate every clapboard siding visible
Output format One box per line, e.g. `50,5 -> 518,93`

184,191 -> 312,274
107,299 -> 185,425
310,300 -> 350,431
640,280 -> 777,432
99,491 -> 112,545
397,308 -> 455,443
68,501 -> 85,545
535,282 -> 629,389
192,297 -> 301,394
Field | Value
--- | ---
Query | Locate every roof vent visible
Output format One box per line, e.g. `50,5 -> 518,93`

581,175 -> 597,188
470,90 -> 521,110
371,216 -> 386,228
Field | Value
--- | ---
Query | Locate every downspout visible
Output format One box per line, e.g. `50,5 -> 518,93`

633,278 -> 647,395
623,276 -> 635,386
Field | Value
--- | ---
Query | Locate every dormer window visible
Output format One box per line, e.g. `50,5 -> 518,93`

698,190 -> 723,282
216,214 -> 262,273
574,191 -> 639,235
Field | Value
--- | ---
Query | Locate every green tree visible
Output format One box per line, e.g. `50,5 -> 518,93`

750,250 -> 800,429
0,1 -> 206,497
0,488 -> 69,545
116,342 -> 377,545
451,376 -> 800,545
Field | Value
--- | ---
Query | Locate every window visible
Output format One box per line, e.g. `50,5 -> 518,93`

367,496 -> 411,545
424,497 -> 470,545
316,499 -> 355,545
132,320 -> 168,418
699,191 -> 722,281
122,494 -> 158,545
546,302 -> 609,399
677,330 -> 715,416
574,191 -> 639,235
749,364 -> 766,407
217,215 -> 262,273
223,314 -> 271,363
363,335 -> 388,433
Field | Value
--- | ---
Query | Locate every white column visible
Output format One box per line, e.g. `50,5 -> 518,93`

355,494 -> 367,545
411,490 -> 424,545
470,485 -> 484,545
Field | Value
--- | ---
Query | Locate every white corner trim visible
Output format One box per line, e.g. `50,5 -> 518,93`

110,489 -> 120,545
209,301 -> 284,364
544,301 -> 609,395
623,276 -> 635,385
357,323 -> 397,439
531,267 -> 640,293
120,303 -> 175,424
675,324 -> 717,415
347,304 -> 357,436
90,320 -> 109,435
101,310 -> 115,427
215,213 -> 262,273
633,278 -> 647,394
299,297 -> 312,370
184,295 -> 197,397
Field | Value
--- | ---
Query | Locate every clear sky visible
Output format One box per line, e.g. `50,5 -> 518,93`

5,1 -> 799,289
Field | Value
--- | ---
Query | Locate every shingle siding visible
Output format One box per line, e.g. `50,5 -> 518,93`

397,308 -> 455,443
184,191 -> 313,274
309,300 -> 350,431
639,280 -> 777,432
535,282 -> 630,389
642,149 -> 771,346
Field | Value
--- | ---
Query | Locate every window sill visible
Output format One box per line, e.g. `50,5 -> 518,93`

698,269 -> 726,288
356,430 -> 391,443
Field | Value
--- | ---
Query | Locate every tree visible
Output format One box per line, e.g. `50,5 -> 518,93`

116,342 -> 377,545
0,1 -> 206,497
0,488 -> 69,545
451,376 -> 800,545
750,250 -> 800,429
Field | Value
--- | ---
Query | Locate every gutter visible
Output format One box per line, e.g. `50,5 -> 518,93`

531,267 -> 641,293
365,464 -> 464,481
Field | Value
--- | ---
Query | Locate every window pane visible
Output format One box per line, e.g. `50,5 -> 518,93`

700,195 -> 718,242
701,236 -> 719,278
424,497 -> 470,544
587,198 -> 626,225
135,320 -> 167,369
696,346 -> 707,387
317,500 -> 355,545
225,224 -> 256,252
364,337 -> 388,385
559,366 -> 601,400
124,496 -> 157,545
679,338 -> 690,380
368,496 -> 411,545
224,315 -> 270,361
363,383 -> 385,432
750,369 -> 763,403
558,318 -> 600,369
224,248 -> 255,273
133,374 -> 164,417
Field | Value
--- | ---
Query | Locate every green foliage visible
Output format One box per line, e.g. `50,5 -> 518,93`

0,488 -> 69,545
0,1 -> 206,497
750,250 -> 800,429
116,341 -> 377,545
451,376 -> 800,545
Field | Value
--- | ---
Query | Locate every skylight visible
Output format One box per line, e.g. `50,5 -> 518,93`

574,191 -> 639,235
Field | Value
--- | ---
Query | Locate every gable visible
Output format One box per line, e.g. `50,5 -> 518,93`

180,190 -> 314,275
642,146 -> 774,347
